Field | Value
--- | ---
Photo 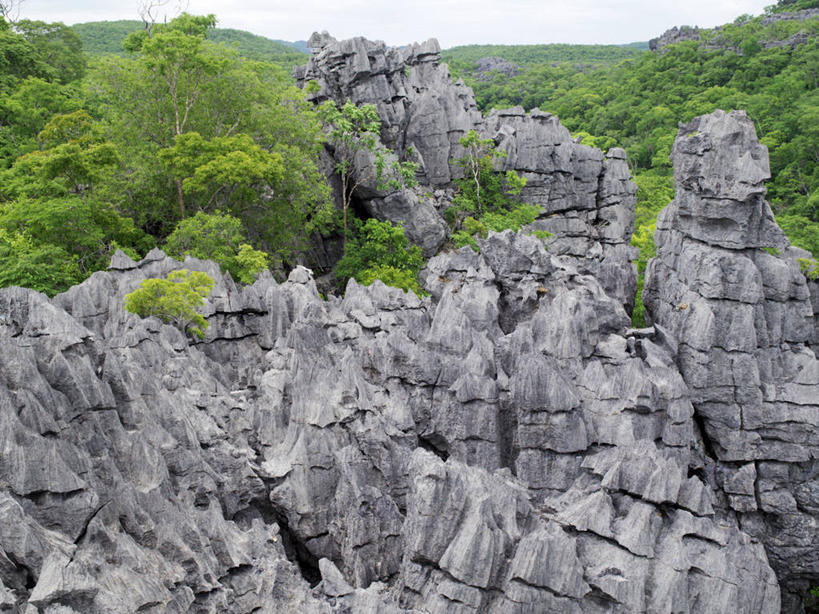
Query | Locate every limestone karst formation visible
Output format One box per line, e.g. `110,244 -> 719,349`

295,33 -> 637,311
0,35 -> 815,614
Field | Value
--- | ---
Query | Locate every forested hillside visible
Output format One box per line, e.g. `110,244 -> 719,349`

72,20 -> 307,66
441,42 -> 646,72
445,5 -> 819,323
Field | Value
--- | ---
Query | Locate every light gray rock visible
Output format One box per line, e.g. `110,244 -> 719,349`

644,109 -> 819,611
0,223 -> 793,613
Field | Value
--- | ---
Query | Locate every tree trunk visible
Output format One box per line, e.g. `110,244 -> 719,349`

176,178 -> 186,217
342,202 -> 348,247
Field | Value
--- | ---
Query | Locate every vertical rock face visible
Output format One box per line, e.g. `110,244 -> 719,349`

644,109 -> 819,611
296,35 -> 637,309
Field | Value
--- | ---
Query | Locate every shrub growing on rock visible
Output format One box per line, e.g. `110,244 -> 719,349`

124,269 -> 214,338
334,218 -> 425,295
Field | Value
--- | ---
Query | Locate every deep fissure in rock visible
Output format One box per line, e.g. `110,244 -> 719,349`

270,509 -> 322,587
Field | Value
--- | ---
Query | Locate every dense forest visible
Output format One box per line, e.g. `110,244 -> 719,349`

0,13 -> 330,295
441,42 -> 647,75
0,2 -> 817,329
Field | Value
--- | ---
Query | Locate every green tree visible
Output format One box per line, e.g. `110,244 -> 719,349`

445,129 -> 532,246
0,16 -> 50,91
334,218 -> 425,295
1,110 -> 119,201
157,131 -> 284,211
0,77 -> 82,166
124,268 -> 214,338
451,129 -> 527,218
14,20 -> 86,82
0,196 -> 152,275
320,100 -> 418,241
164,211 -> 268,283
777,214 -> 819,255
90,14 -> 333,262
0,228 -> 82,296
0,110 -> 152,283
121,14 -> 222,216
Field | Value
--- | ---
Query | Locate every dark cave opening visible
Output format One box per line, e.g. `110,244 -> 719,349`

418,433 -> 450,461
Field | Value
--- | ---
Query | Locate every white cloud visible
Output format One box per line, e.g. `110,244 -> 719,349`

20,0 -> 775,47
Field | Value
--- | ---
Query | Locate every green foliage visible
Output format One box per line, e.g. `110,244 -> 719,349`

572,131 -> 618,152
157,131 -> 285,212
164,211 -> 268,283
777,214 -> 819,255
0,196 -> 153,274
633,173 -> 675,229
0,105 -> 152,285
452,216 -> 487,251
451,129 -> 527,218
207,28 -> 307,66
320,100 -> 417,239
0,17 -> 51,90
2,110 -> 120,200
88,13 -> 332,262
14,20 -> 86,82
124,269 -> 214,338
234,243 -> 269,284
0,228 -> 82,296
335,219 -> 425,295
630,173 -> 674,326
631,221 -> 657,327
483,203 -> 540,232
0,77 -> 82,167
798,257 -> 819,279
451,204 -> 543,251
441,43 -> 645,78
770,0 -> 819,12
446,130 -> 538,251
357,265 -> 424,294
19,137 -> 119,198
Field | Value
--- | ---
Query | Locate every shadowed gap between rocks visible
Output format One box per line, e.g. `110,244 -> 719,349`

417,433 -> 450,461
270,508 -> 322,587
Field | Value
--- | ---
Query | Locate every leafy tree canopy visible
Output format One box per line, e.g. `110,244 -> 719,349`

334,218 -> 425,295
124,269 -> 214,338
164,211 -> 268,284
89,13 -> 332,262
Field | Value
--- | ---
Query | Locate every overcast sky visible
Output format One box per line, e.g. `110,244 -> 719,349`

19,0 -> 775,47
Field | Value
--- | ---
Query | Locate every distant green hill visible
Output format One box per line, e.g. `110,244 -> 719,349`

71,20 -> 308,67
441,42 -> 646,71
71,20 -> 139,55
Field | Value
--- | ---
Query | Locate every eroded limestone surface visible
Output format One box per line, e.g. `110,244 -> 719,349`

0,107 -> 815,614
644,110 -> 819,612
296,34 -> 637,309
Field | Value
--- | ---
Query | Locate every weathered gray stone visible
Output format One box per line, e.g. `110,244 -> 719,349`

296,35 -> 637,309
0,219 -> 795,612
644,109 -> 819,610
